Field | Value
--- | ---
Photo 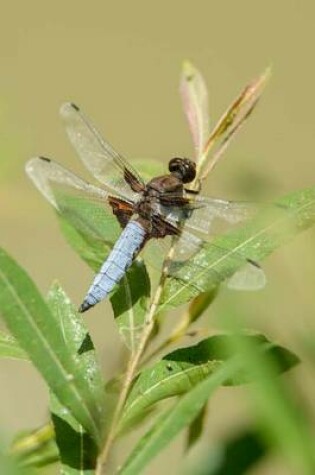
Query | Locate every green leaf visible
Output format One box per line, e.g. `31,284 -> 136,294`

160,186 -> 315,311
0,248 -> 103,445
0,331 -> 28,360
118,334 -> 298,434
48,283 -> 106,473
186,289 -> 218,324
51,396 -> 97,474
110,262 -> 150,353
118,358 -> 240,475
11,425 -> 59,469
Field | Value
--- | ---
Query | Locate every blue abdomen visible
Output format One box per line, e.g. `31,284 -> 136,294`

79,220 -> 146,312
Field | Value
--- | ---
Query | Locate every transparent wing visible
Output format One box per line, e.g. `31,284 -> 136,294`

145,214 -> 266,292
187,195 -> 257,235
26,156 -> 109,209
176,231 -> 265,291
153,194 -> 257,236
25,157 -> 124,257
60,102 -> 146,201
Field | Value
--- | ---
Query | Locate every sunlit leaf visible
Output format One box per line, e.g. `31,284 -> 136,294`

118,359 -> 240,475
0,331 -> 28,360
110,261 -> 151,353
48,283 -> 107,473
180,61 -> 210,160
118,334 -> 298,434
160,186 -> 315,311
0,248 -> 103,445
198,68 -> 270,181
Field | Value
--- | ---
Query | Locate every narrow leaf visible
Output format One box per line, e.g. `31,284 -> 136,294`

51,396 -> 98,474
118,359 -> 240,475
110,261 -> 150,353
0,331 -> 28,360
0,248 -> 103,444
118,334 -> 298,434
180,61 -> 210,159
198,68 -> 270,180
186,289 -> 218,324
160,186 -> 315,311
48,283 -> 106,473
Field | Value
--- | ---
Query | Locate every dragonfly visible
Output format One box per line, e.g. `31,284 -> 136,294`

26,103 -> 266,313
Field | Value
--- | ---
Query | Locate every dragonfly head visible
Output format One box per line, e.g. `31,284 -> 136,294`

168,158 -> 196,184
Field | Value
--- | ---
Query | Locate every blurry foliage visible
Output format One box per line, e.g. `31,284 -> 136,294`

0,63 -> 315,475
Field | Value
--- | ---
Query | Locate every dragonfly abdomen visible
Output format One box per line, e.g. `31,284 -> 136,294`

79,220 -> 146,312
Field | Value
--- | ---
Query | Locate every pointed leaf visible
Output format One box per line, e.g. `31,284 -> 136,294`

198,68 -> 270,180
180,61 -> 210,159
48,283 -> 107,473
118,359 -> 240,475
0,248 -> 103,444
118,334 -> 298,434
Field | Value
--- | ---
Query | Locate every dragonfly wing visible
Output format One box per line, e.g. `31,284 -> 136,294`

184,195 -> 258,235
25,157 -> 126,254
154,193 -> 257,236
226,259 -> 266,290
26,156 -> 109,209
169,230 -> 266,292
146,211 -> 266,292
60,102 -> 146,200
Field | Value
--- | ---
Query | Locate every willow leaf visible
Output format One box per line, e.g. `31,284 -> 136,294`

118,334 -> 298,434
48,283 -> 106,473
198,68 -> 270,179
0,248 -> 103,445
110,262 -> 150,353
118,359 -> 240,475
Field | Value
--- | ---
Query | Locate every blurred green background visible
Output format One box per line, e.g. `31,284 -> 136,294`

1,1 -> 315,473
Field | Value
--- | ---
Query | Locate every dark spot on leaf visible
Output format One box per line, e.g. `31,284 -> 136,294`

78,333 -> 94,355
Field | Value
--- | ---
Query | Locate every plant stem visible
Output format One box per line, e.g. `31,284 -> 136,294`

96,246 -> 176,474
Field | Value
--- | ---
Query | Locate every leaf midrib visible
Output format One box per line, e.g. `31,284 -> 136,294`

0,264 -> 100,442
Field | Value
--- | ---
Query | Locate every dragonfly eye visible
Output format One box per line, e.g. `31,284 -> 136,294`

169,157 -> 196,183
